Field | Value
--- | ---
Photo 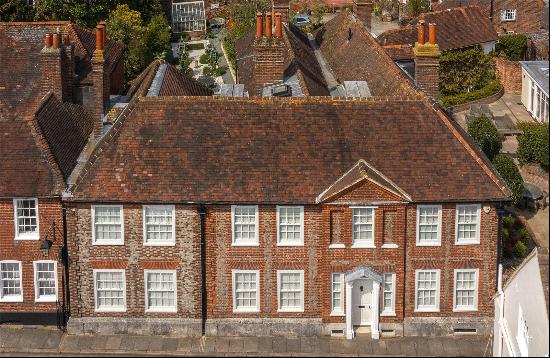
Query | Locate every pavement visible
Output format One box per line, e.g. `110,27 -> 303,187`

0,325 -> 493,356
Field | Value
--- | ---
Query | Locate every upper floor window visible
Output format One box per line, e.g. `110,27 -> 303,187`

453,269 -> 478,311
145,270 -> 177,312
33,261 -> 57,302
92,205 -> 124,245
277,206 -> 304,246
232,270 -> 260,313
502,9 -> 517,21
351,207 -> 375,247
0,261 -> 23,302
416,205 -> 441,246
13,198 -> 39,240
231,205 -> 259,246
455,204 -> 481,245
143,205 -> 175,246
382,273 -> 396,316
330,273 -> 344,316
415,269 -> 440,312
94,269 -> 126,312
277,270 -> 304,312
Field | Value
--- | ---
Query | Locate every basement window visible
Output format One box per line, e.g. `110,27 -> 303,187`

453,328 -> 477,335
271,84 -> 292,97
331,329 -> 344,336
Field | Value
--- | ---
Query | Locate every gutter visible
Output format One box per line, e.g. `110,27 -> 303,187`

197,205 -> 208,336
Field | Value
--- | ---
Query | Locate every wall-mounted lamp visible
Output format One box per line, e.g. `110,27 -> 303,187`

40,238 -> 53,256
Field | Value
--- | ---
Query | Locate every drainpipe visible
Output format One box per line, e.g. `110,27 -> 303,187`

197,205 -> 207,336
61,207 -> 71,327
489,0 -> 494,22
402,205 -> 408,335
495,204 -> 505,292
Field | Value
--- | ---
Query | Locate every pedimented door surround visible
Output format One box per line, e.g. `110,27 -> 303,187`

345,265 -> 383,340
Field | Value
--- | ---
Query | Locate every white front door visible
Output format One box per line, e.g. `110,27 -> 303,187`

352,279 -> 372,326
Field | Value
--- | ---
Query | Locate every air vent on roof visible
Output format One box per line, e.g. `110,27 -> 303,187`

271,84 -> 292,97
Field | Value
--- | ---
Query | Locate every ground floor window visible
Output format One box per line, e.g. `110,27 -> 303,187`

94,270 -> 126,312
415,269 -> 440,312
145,270 -> 177,312
453,269 -> 478,311
232,270 -> 259,312
330,273 -> 344,315
33,261 -> 57,302
277,270 -> 304,312
528,78 -> 549,123
381,273 -> 396,316
0,261 -> 23,302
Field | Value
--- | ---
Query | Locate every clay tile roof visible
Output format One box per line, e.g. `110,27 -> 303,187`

70,97 -> 510,204
378,6 -> 497,60
314,11 -> 419,97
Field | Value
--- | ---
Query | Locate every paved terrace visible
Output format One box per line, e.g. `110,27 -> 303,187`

0,326 -> 493,356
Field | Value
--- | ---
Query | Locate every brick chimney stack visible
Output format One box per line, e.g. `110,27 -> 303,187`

413,22 -> 441,99
272,0 -> 289,23
353,0 -> 373,32
91,23 -> 110,139
253,12 -> 285,94
40,31 -> 73,102
430,0 -> 439,11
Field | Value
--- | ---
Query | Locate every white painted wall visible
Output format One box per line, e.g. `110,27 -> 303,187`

481,41 -> 496,54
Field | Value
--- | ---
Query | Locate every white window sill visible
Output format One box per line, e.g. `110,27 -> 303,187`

328,243 -> 345,249
233,308 -> 260,313
231,242 -> 259,247
380,311 -> 396,317
35,297 -> 57,303
277,308 -> 304,313
95,307 -> 127,313
277,242 -> 304,247
330,310 -> 345,317
92,241 -> 125,246
381,243 -> 398,249
415,242 -> 441,247
454,241 -> 480,246
0,297 -> 23,303
145,308 -> 177,313
414,308 -> 439,313
351,242 -> 376,248
143,242 -> 176,247
453,307 -> 478,313
14,234 -> 39,241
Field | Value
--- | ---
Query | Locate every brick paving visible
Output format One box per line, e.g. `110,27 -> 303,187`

0,325 -> 493,356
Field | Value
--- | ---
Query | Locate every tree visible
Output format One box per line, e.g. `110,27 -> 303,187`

178,41 -> 193,76
34,0 -> 113,28
0,0 -> 34,22
517,123 -> 549,170
408,0 -> 429,17
125,0 -> 163,23
141,14 -> 171,64
467,115 -> 502,161
493,154 -> 524,205
106,4 -> 143,45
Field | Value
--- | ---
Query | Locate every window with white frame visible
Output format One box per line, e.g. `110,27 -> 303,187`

502,9 -> 516,21
172,1 -> 206,33
352,207 -> 375,247
277,270 -> 304,312
456,205 -> 480,244
145,270 -> 177,312
94,270 -> 126,312
416,205 -> 442,246
13,198 -> 39,240
92,205 -> 123,245
33,261 -> 57,302
277,206 -> 304,246
453,269 -> 478,311
231,205 -> 258,246
143,205 -> 175,246
232,270 -> 259,312
516,305 -> 529,357
382,273 -> 396,315
330,273 -> 344,315
0,261 -> 23,302
415,269 -> 440,312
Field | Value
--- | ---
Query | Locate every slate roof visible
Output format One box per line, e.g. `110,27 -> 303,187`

126,59 -> 213,98
313,11 -> 419,97
0,93 -> 94,197
235,24 -> 329,96
70,96 -> 510,204
378,6 -> 498,60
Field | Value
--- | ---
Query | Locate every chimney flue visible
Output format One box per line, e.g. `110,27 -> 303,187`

44,33 -> 52,48
275,13 -> 282,38
96,25 -> 104,51
52,33 -> 60,49
99,20 -> 106,48
417,20 -> 426,45
265,13 -> 272,38
256,13 -> 263,38
428,23 -> 437,45
62,33 -> 70,46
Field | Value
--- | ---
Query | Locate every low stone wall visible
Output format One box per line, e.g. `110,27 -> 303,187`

403,317 -> 493,336
496,57 -> 522,94
206,318 -> 323,337
67,317 -> 202,337
447,87 -> 505,114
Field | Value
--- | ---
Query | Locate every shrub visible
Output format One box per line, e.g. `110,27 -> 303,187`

441,80 -> 501,108
199,53 -> 210,65
493,154 -> 524,205
467,115 -> 502,161
502,215 -> 515,231
514,241 -> 527,258
517,123 -> 549,170
501,227 -> 510,241
496,34 -> 528,61
519,228 -> 531,245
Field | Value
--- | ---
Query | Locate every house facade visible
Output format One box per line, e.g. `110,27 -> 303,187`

520,61 -> 549,123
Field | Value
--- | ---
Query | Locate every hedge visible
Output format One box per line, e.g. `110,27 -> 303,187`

467,115 -> 502,161
517,123 -> 549,170
493,154 -> 524,205
496,34 -> 528,61
441,80 -> 502,108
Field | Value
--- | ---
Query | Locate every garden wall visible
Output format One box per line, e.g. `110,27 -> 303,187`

496,58 -> 522,94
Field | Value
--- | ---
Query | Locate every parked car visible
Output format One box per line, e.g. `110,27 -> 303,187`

293,15 -> 310,27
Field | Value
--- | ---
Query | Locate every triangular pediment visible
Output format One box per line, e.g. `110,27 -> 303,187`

316,159 -> 411,204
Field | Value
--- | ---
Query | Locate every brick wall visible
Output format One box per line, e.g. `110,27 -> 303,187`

493,0 -> 545,34
495,57 -> 522,94
253,38 -> 285,92
65,203 -> 201,319
415,55 -> 440,99
0,198 -> 65,313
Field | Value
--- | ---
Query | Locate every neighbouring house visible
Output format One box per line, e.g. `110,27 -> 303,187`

0,27 -> 98,324
62,10 -> 511,337
159,0 -> 208,38
432,0 -> 548,35
377,6 -> 498,79
493,248 -> 549,357
520,61 -> 549,123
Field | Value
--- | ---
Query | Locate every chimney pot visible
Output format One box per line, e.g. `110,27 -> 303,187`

428,23 -> 437,45
265,13 -> 272,38
62,33 -> 70,46
275,13 -> 282,38
99,20 -> 107,48
44,33 -> 52,48
52,33 -> 60,49
96,24 -> 105,51
417,20 -> 426,45
256,13 -> 263,38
